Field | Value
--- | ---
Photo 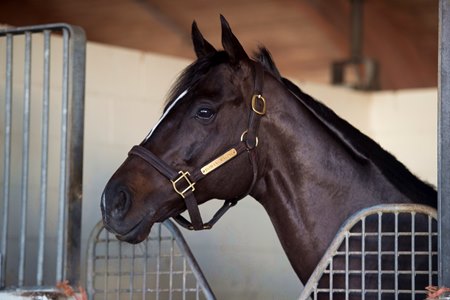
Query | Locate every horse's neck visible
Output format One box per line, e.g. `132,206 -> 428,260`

250,80 -> 409,282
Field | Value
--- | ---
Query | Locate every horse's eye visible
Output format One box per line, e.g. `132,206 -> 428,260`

195,107 -> 215,120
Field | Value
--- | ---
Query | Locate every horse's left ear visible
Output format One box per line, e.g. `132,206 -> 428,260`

220,15 -> 249,63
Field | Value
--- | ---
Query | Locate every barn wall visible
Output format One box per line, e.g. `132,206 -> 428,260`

1,34 -> 436,299
368,89 -> 437,185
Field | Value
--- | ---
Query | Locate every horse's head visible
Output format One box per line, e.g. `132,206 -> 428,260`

101,16 -> 269,243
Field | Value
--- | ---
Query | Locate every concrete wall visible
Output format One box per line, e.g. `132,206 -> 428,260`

1,34 -> 437,299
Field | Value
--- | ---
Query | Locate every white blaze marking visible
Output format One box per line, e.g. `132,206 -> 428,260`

101,192 -> 106,211
144,89 -> 188,142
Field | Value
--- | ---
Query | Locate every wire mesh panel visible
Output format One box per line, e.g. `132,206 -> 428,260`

0,24 -> 85,289
299,204 -> 438,300
87,219 -> 216,300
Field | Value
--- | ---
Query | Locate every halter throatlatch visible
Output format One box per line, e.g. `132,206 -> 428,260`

128,62 -> 266,230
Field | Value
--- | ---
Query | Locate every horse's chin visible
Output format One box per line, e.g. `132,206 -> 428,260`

114,218 -> 154,244
104,203 -> 184,244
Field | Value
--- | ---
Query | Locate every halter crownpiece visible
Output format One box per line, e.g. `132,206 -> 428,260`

128,61 -> 265,230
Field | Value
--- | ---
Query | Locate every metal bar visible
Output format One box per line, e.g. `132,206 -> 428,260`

394,213 -> 398,299
130,238 -> 135,300
182,255 -> 186,300
37,29 -> 51,286
86,221 -> 104,299
56,28 -> 70,283
196,281 -> 200,300
65,24 -> 86,285
361,217 -> 366,300
350,0 -> 363,61
18,31 -> 32,287
438,0 -> 450,287
1,33 -> 13,289
142,237 -> 148,300
104,230 -> 109,300
0,23 -> 79,36
429,216 -> 433,285
411,213 -> 416,298
117,241 -> 122,300
345,232 -> 349,300
157,224 -> 161,300
329,257 -> 333,299
170,236 -> 174,300
377,213 -> 382,299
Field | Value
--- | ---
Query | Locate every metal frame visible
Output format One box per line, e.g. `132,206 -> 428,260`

299,204 -> 438,299
439,0 -> 450,287
331,0 -> 380,90
0,24 -> 85,288
86,219 -> 216,300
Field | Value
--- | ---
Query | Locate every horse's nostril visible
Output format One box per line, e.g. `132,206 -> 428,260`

110,189 -> 131,219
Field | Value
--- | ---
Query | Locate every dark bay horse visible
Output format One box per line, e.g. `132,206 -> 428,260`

101,16 -> 437,298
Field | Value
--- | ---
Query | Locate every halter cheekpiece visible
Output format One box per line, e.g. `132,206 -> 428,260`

128,62 -> 266,230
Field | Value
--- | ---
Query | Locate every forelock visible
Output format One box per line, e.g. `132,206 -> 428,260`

164,51 -> 229,111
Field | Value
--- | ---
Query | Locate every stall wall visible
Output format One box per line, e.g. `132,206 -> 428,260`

1,34 -> 437,299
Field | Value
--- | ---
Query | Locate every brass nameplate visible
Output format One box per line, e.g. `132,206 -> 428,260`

201,148 -> 238,175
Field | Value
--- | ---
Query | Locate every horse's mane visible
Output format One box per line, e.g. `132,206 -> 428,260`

254,47 -> 437,207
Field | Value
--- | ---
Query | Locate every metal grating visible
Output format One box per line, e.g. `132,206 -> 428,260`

299,204 -> 438,300
0,24 -> 85,289
87,219 -> 216,300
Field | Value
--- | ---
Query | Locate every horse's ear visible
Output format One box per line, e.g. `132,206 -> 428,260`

192,21 -> 216,58
220,15 -> 249,63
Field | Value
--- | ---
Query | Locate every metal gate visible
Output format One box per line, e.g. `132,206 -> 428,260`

298,204 -> 438,300
0,24 -> 85,289
87,219 -> 216,300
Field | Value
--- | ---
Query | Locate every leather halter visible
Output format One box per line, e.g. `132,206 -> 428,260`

128,62 -> 265,230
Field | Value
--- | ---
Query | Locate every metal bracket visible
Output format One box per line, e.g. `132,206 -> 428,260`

331,0 -> 380,90
332,58 -> 379,90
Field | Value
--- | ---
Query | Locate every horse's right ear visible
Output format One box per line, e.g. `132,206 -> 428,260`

192,21 -> 216,58
220,15 -> 249,63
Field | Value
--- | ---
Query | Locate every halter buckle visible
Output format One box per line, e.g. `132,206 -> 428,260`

251,94 -> 266,115
171,171 -> 195,198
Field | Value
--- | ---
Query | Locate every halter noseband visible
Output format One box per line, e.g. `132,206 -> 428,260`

128,62 -> 265,230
